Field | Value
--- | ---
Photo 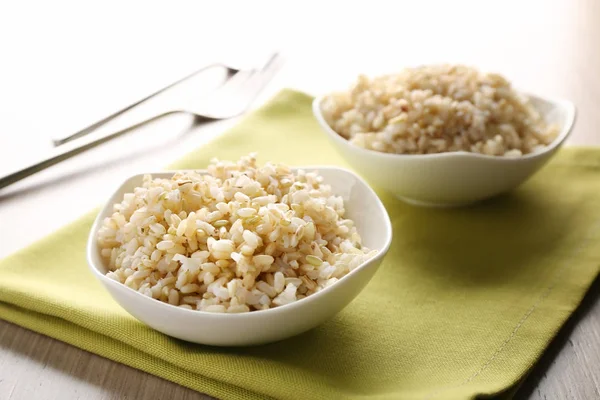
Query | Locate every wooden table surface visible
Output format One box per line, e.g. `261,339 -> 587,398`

0,1 -> 599,399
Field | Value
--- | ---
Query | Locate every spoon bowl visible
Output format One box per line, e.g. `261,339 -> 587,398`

87,166 -> 392,346
312,93 -> 576,207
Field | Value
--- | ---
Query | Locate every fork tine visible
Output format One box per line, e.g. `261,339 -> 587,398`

195,52 -> 282,119
196,69 -> 257,113
226,52 -> 282,117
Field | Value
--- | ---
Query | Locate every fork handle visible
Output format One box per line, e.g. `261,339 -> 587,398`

0,111 -> 176,191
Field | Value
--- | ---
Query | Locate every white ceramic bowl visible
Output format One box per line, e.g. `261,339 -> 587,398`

87,167 -> 392,346
313,93 -> 576,207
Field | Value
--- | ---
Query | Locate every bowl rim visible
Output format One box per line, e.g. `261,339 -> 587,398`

86,165 -> 393,320
312,92 -> 577,162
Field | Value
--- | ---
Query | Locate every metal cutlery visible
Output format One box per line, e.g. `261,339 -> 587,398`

0,52 -> 281,191
51,63 -> 235,147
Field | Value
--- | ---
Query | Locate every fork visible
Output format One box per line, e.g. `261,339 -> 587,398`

53,53 -> 280,146
0,53 -> 281,191
50,62 -> 236,147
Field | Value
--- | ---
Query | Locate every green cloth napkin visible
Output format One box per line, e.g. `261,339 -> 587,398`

1,89 -> 599,400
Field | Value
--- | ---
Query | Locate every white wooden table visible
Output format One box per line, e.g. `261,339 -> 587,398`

1,1 -> 599,398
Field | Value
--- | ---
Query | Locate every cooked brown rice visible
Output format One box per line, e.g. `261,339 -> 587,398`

97,154 -> 376,313
320,64 -> 559,157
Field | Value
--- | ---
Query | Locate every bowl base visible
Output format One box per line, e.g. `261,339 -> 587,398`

395,195 -> 477,208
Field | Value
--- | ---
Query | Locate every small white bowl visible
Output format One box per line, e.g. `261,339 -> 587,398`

313,93 -> 576,207
87,167 -> 392,346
